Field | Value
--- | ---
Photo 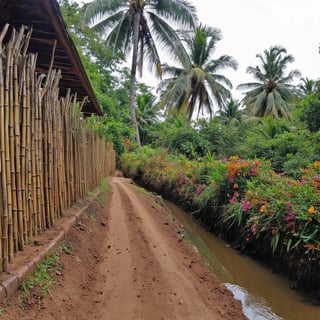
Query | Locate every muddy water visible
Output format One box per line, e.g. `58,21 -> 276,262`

164,201 -> 320,320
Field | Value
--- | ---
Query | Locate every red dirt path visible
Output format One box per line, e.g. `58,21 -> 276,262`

0,176 -> 247,319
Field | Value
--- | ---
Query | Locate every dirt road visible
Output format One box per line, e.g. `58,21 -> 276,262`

0,177 -> 246,319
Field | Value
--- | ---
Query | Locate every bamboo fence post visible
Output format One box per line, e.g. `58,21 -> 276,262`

3,30 -> 15,270
52,69 -> 62,219
0,24 -> 10,271
35,71 -> 45,235
56,98 -> 65,215
12,29 -> 21,252
42,73 -> 51,229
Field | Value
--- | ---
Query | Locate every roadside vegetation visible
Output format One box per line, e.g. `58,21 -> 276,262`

120,148 -> 320,295
19,241 -> 73,307
59,0 -> 320,298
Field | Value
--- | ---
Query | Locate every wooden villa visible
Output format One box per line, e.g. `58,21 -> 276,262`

0,0 -> 115,271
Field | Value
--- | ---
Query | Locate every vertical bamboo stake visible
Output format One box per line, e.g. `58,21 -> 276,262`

35,71 -> 45,234
17,28 -> 32,248
20,51 -> 30,243
0,23 -> 10,271
52,69 -> 62,219
3,30 -> 15,270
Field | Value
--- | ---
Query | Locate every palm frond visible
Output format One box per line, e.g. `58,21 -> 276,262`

138,14 -> 162,77
105,11 -> 133,54
237,82 -> 262,91
150,0 -> 198,28
205,55 -> 238,73
82,0 -> 127,28
148,12 -> 191,68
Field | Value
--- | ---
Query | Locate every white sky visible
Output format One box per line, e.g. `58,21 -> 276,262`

74,0 -> 320,100
194,0 -> 320,99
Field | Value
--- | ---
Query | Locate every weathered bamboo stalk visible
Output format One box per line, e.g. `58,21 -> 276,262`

3,30 -> 15,270
0,24 -> 10,271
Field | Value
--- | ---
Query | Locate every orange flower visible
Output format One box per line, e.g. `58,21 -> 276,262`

307,244 -> 314,251
260,204 -> 268,213
317,244 -> 320,250
315,161 -> 320,167
233,183 -> 239,189
308,206 -> 316,214
308,217 -> 313,222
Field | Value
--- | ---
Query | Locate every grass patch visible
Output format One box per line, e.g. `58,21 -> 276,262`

99,178 -> 111,193
86,212 -> 96,222
20,255 -> 60,301
19,241 -> 72,302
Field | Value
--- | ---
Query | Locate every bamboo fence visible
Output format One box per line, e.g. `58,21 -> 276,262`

0,25 -> 116,271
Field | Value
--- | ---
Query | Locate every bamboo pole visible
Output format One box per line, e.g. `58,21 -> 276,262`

3,30 -> 15,270
20,28 -> 32,248
0,24 -> 10,271
35,71 -> 45,235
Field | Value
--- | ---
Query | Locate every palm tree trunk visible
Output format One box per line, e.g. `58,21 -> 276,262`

129,7 -> 141,147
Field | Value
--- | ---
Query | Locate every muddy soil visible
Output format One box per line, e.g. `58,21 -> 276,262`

0,176 -> 246,319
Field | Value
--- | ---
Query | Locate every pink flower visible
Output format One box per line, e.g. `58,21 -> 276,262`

229,198 -> 235,204
285,202 -> 292,211
196,184 -> 203,194
242,200 -> 251,212
300,179 -> 305,186
251,224 -> 257,235
229,175 -> 235,183
285,214 -> 293,222
233,191 -> 240,198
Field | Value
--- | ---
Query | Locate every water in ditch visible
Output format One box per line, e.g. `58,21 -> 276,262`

164,201 -> 320,320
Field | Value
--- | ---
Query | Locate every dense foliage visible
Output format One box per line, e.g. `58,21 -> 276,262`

120,148 -> 320,294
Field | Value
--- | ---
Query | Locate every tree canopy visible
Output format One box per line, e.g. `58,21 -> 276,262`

159,24 -> 237,121
237,45 -> 301,121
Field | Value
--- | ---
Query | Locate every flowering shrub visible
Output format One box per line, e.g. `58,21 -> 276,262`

224,164 -> 320,253
121,149 -> 320,257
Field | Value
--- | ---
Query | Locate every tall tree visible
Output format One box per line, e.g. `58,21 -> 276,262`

296,77 -> 318,98
159,24 -> 237,122
237,45 -> 300,121
82,0 -> 197,146
135,84 -> 160,145
215,98 -> 244,125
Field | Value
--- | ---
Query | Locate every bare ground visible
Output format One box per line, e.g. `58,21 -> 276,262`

0,176 -> 247,320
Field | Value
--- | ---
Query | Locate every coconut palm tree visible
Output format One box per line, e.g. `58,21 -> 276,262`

135,86 -> 161,145
159,24 -> 238,122
296,77 -> 318,98
215,98 -> 244,125
82,0 -> 197,146
237,45 -> 301,121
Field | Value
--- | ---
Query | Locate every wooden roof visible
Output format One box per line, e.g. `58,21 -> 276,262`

0,0 -> 103,116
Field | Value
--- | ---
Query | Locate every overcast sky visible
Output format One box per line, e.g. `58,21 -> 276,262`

194,0 -> 320,98
74,0 -> 320,99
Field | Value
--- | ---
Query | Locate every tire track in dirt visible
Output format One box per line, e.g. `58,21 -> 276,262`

102,177 -> 246,320
97,178 -> 177,319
